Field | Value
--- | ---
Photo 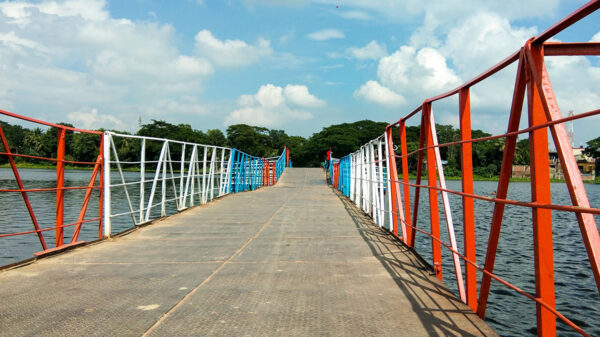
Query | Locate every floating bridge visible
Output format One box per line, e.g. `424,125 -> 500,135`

2,2 -> 600,336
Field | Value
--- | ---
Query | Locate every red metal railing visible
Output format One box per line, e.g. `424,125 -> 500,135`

332,1 -> 600,336
0,109 -> 104,258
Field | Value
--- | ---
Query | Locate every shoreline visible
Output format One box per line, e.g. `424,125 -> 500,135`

3,164 -> 598,184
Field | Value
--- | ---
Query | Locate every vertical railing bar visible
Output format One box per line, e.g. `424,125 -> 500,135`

194,150 -> 202,204
103,133 -> 112,237
55,128 -> 66,247
459,87 -> 478,312
478,52 -> 526,317
166,144 -> 179,211
430,110 -> 467,303
179,144 -> 186,210
139,138 -> 146,223
109,135 -> 137,226
409,111 -> 428,248
219,148 -> 225,196
399,122 -> 412,245
371,142 -> 378,222
182,145 -> 197,208
145,142 -> 167,222
209,147 -> 216,201
161,141 -> 168,217
526,42 -> 557,336
377,139 -> 385,229
528,43 -> 600,298
423,103 -> 443,280
384,132 -> 394,234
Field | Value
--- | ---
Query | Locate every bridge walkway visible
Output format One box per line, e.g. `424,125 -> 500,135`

0,168 -> 496,336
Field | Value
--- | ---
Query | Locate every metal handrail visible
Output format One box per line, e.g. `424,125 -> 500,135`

0,116 -> 290,265
330,2 -> 600,336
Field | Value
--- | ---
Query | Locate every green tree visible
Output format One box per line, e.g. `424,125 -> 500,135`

23,128 -> 46,159
297,120 -> 389,167
204,129 -> 227,147
514,138 -> 530,165
226,124 -> 272,157
584,136 -> 600,159
71,132 -> 101,163
0,121 -> 28,163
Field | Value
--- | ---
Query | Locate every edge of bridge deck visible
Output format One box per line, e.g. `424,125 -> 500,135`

0,168 -> 497,337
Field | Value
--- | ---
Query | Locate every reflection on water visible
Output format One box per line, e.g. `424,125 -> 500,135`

1,168 -> 599,335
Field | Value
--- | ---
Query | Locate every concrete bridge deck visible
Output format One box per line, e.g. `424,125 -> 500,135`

0,168 -> 496,336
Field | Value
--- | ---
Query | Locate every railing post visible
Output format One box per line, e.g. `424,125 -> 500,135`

202,146 -> 208,202
527,43 -> 556,337
161,142 -> 167,217
103,132 -> 112,237
527,40 -> 600,298
225,149 -> 233,194
230,149 -> 237,193
399,121 -> 412,247
386,128 -> 401,238
209,147 -> 216,200
178,144 -> 185,210
459,87 -> 478,311
410,110 -> 427,248
140,138 -> 146,220
285,146 -> 289,168
271,162 -> 276,184
430,110 -> 466,303
219,148 -> 225,196
478,52 -> 526,318
424,103 -> 443,280
96,135 -> 103,239
55,127 -> 66,247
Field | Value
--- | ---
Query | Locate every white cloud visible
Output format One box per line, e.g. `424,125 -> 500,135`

376,46 -> 460,96
337,10 -> 372,20
225,84 -> 323,127
592,32 -> 600,42
194,30 -> 273,67
313,0 -> 559,22
67,108 -> 124,130
0,0 -> 228,131
306,28 -> 345,41
145,97 -> 210,117
354,80 -> 405,107
279,32 -> 294,44
442,12 -> 536,77
0,31 -> 49,53
0,0 -> 109,25
283,85 -> 326,108
346,40 -> 387,60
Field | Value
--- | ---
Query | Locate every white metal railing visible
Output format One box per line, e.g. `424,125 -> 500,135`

103,132 -> 234,236
340,127 -> 466,302
102,132 -> 289,237
347,134 -> 392,232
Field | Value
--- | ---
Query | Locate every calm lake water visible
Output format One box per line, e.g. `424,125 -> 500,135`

403,179 -> 600,336
1,167 -> 599,336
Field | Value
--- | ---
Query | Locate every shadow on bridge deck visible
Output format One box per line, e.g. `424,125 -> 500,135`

0,168 -> 496,336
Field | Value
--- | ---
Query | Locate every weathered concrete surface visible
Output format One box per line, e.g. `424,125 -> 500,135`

0,168 -> 497,336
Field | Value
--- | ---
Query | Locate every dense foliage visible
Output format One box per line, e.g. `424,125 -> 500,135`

584,136 -> 600,159
0,118 -> 542,176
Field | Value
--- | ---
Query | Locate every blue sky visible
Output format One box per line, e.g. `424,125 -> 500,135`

0,0 -> 599,145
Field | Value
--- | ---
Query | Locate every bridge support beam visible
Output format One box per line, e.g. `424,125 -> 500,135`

459,88 -> 477,312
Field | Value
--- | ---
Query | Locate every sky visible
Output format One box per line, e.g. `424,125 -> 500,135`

0,0 -> 599,146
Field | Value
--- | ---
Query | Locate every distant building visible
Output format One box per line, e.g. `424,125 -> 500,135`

512,147 -> 596,180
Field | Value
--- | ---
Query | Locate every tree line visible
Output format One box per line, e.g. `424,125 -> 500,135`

1,118 -> 598,176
